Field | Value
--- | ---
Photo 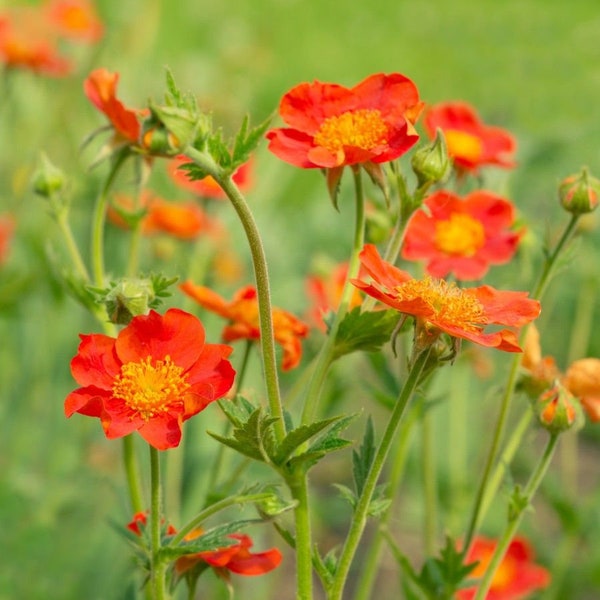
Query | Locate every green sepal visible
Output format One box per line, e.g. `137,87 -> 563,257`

332,307 -> 400,360
324,166 -> 345,211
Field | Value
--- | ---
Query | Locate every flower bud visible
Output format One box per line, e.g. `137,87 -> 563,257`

32,154 -> 66,198
411,128 -> 451,187
558,167 -> 600,215
104,278 -> 155,324
533,382 -> 579,434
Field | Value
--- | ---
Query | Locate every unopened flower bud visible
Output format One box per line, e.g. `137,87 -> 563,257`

558,167 -> 600,215
411,129 -> 451,187
32,154 -> 66,198
533,382 -> 579,434
105,278 -> 155,324
141,119 -> 181,157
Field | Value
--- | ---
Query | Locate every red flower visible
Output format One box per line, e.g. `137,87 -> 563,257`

424,102 -> 516,173
266,73 -> 423,169
352,244 -> 540,352
306,262 -> 363,331
65,308 -> 235,450
457,536 -> 550,600
0,10 -> 70,76
126,511 -> 177,537
168,155 -> 253,199
46,0 -> 103,43
0,215 -> 14,266
84,68 -> 141,143
175,529 -> 282,577
180,282 -> 309,371
402,190 -> 522,280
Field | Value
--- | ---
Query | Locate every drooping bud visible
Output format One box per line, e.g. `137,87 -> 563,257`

104,278 -> 155,324
32,154 -> 67,198
533,382 -> 579,434
558,167 -> 600,215
411,128 -> 451,187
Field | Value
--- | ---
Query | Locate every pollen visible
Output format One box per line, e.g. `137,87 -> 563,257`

313,109 -> 388,153
395,277 -> 485,331
444,129 -> 483,162
112,355 -> 190,420
434,213 -> 486,256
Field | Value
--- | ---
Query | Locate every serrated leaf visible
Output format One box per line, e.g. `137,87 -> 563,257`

367,483 -> 391,518
353,417 -> 375,497
333,483 -> 357,508
333,307 -> 399,360
218,396 -> 257,428
208,431 -> 264,462
272,416 -> 344,466
308,413 -> 357,454
231,114 -> 272,168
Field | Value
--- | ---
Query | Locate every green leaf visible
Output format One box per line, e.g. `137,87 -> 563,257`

333,483 -> 357,508
231,113 -> 272,169
332,307 -> 399,360
353,417 -> 375,497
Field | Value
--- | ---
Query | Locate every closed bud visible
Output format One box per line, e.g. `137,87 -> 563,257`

104,278 -> 155,325
411,129 -> 451,187
533,382 -> 580,434
558,167 -> 600,215
32,154 -> 66,198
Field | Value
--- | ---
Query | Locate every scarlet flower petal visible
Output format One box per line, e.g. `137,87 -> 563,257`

70,333 -> 121,389
64,387 -> 108,417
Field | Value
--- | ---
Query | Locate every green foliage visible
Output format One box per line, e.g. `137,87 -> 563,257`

332,307 -> 399,360
352,417 -> 375,497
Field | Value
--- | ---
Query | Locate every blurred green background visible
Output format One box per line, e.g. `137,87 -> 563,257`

1,0 -> 600,598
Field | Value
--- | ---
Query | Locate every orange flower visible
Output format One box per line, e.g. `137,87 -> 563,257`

523,324 -> 600,422
457,536 -> 550,600
306,262 -> 363,331
180,282 -> 309,371
424,102 -> 516,173
351,244 -> 540,352
175,529 -> 282,577
46,0 -> 103,43
168,155 -> 253,199
266,73 -> 423,169
126,511 -> 176,537
109,191 -> 212,240
0,9 -> 70,76
65,309 -> 235,450
84,68 -> 141,143
0,215 -> 14,266
402,190 -> 522,280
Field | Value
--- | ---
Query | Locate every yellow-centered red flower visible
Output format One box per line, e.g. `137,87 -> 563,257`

402,190 -> 522,280
352,244 -> 540,352
65,309 -> 235,450
266,73 -> 423,169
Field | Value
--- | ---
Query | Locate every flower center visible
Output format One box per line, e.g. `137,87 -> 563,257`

112,355 -> 190,420
434,213 -> 486,256
313,109 -> 388,153
394,277 -> 485,331
444,129 -> 483,162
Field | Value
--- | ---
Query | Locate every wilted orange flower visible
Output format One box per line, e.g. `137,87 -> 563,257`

180,282 -> 309,371
457,536 -> 550,600
65,308 -> 235,450
0,215 -> 15,266
522,324 -> 600,422
84,68 -> 141,143
126,511 -> 177,537
109,191 -> 211,240
175,528 -> 282,577
0,10 -> 70,76
402,190 -> 522,280
352,244 -> 540,352
425,102 -> 516,173
266,73 -> 423,169
306,262 -> 363,331
46,0 -> 103,42
168,155 -> 253,199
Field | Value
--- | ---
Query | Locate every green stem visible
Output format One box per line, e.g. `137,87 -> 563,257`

183,147 -> 285,441
149,447 -> 167,600
288,472 -> 313,600
422,410 -> 437,555
473,433 -> 559,600
55,209 -> 90,281
123,435 -> 144,514
91,150 -> 129,287
301,167 -> 366,425
329,347 -> 432,600
169,492 -> 275,546
462,213 -> 580,554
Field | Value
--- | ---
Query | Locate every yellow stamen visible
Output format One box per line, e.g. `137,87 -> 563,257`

313,109 -> 388,153
395,277 -> 484,331
112,355 -> 190,420
444,129 -> 483,162
434,213 -> 485,256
